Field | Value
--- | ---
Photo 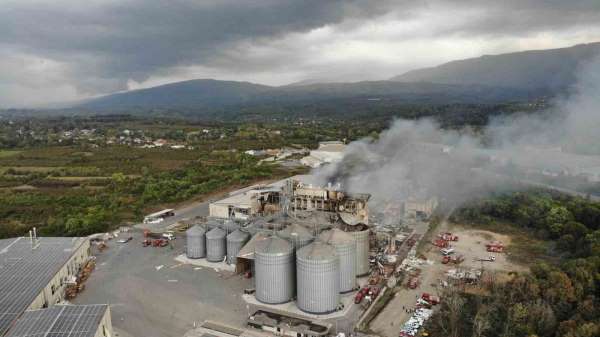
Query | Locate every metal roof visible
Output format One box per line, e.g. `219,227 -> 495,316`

255,237 -> 292,256
277,223 -> 312,241
5,305 -> 107,337
227,229 -> 249,242
0,237 -> 86,336
318,229 -> 353,245
144,209 -> 174,218
296,241 -> 337,261
205,227 -> 226,239
236,232 -> 270,260
186,225 -> 206,236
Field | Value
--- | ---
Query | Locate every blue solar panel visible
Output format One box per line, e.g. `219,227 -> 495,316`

4,305 -> 107,337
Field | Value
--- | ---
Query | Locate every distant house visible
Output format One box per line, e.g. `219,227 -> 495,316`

245,150 -> 266,156
153,139 -> 167,147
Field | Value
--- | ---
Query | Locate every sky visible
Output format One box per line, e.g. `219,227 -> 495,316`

1,0 -> 600,108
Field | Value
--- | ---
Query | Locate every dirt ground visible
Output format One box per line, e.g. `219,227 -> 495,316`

370,222 -> 527,337
444,226 -> 527,273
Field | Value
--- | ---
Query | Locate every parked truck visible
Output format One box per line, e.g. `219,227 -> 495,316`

438,232 -> 458,241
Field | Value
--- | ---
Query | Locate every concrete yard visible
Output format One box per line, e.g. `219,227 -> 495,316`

73,229 -> 251,337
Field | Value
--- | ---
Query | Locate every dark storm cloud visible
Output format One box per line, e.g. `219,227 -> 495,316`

1,0 -> 600,106
0,0 -> 400,94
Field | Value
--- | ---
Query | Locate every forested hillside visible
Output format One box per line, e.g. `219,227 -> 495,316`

430,191 -> 600,337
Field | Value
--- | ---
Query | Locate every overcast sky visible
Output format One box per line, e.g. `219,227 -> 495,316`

1,0 -> 600,108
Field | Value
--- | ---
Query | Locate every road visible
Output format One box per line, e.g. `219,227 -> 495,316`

369,220 -> 432,337
137,178 -> 286,232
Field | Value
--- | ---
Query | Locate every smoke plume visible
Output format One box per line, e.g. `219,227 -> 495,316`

313,54 -> 600,215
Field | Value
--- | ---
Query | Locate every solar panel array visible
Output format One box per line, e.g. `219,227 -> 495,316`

0,237 -> 86,336
4,305 -> 107,337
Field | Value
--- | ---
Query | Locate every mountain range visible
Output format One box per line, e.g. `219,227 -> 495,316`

77,42 -> 600,113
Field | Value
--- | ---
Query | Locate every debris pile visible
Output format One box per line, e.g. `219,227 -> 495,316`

65,258 -> 96,300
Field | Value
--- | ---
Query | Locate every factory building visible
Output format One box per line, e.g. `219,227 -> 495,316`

209,187 -> 280,220
290,180 -> 370,225
403,197 -> 438,220
5,305 -> 113,337
300,141 -> 346,168
0,235 -> 112,337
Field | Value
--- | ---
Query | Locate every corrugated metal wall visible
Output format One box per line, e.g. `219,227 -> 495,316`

186,225 -> 206,259
254,237 -> 295,304
296,242 -> 340,314
206,227 -> 226,262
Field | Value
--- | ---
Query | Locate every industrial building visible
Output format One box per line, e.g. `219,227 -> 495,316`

208,176 -> 370,226
4,304 -> 113,337
403,197 -> 438,220
247,310 -> 330,337
289,180 -> 370,225
300,141 -> 346,168
0,234 -> 112,336
208,187 -> 281,220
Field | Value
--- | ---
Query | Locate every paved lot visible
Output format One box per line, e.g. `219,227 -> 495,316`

74,230 -> 251,337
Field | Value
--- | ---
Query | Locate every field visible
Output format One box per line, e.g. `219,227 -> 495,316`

0,144 -> 302,239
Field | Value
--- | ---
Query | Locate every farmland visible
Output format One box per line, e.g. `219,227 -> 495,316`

0,117 -> 324,239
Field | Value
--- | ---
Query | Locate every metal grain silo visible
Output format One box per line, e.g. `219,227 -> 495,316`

205,227 -> 226,262
226,229 -> 250,264
186,225 -> 206,259
296,242 -> 340,314
221,219 -> 239,234
319,229 -> 356,293
205,219 -> 221,230
277,223 -> 314,250
347,225 -> 370,276
254,236 -> 295,304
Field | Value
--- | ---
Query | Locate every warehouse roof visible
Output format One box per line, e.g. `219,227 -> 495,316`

0,237 -> 86,336
4,305 -> 107,337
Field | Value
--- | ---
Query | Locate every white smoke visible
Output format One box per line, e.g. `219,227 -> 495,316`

312,54 -> 600,214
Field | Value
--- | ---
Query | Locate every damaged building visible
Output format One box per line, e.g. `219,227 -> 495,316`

289,180 -> 370,225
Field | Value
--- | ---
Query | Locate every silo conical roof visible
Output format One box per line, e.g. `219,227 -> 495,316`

255,236 -> 293,255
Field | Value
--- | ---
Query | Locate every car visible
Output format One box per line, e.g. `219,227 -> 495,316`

117,236 -> 133,243
162,232 -> 175,240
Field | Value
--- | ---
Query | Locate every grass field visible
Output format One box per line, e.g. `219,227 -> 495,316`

0,150 -> 22,158
0,144 -> 299,239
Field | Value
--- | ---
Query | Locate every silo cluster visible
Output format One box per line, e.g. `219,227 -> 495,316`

254,236 -> 295,304
249,223 -> 370,314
